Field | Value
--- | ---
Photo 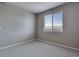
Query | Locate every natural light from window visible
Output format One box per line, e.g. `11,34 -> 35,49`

53,12 -> 63,32
44,14 -> 53,32
44,11 -> 63,32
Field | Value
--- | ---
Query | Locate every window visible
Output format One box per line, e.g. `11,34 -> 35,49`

44,11 -> 63,32
44,14 -> 53,32
53,12 -> 63,32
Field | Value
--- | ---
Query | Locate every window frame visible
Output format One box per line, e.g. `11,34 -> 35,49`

43,13 -> 53,32
43,10 -> 64,32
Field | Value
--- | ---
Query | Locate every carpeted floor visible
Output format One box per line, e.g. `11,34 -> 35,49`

0,41 -> 79,57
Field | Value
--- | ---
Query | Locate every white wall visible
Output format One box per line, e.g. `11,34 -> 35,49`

0,4 -> 35,47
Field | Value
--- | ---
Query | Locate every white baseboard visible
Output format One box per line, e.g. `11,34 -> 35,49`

38,39 -> 79,51
1,39 -> 79,51
0,40 -> 34,50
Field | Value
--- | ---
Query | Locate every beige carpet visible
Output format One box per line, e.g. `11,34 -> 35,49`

0,41 -> 79,57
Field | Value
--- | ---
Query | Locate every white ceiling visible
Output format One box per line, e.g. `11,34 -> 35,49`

6,2 -> 67,14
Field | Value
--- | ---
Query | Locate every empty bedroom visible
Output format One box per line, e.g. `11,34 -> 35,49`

0,1 -> 79,57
